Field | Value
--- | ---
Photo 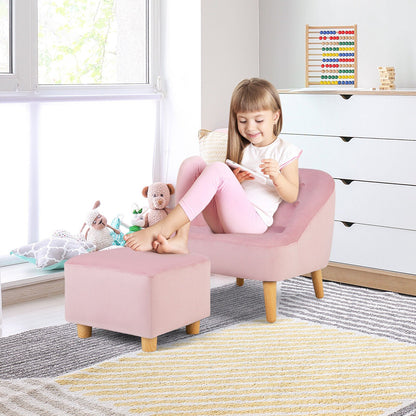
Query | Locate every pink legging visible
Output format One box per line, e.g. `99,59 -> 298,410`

176,156 -> 267,234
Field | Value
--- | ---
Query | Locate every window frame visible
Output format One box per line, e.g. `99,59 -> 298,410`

0,0 -> 160,95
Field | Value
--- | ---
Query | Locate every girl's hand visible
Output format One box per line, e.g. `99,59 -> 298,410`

261,158 -> 300,203
232,167 -> 254,184
260,159 -> 281,184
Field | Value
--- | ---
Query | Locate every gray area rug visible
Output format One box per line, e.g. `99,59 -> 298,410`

1,277 -> 415,380
279,276 -> 416,345
0,278 -> 267,379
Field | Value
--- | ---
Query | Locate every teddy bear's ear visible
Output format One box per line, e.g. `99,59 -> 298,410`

167,184 -> 175,195
142,186 -> 149,198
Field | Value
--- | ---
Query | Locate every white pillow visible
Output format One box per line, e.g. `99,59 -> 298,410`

199,129 -> 228,164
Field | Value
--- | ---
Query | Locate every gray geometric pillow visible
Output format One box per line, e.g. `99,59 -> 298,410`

10,237 -> 95,270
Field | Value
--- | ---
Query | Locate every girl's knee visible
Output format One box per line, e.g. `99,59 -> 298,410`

180,155 -> 205,169
204,161 -> 236,182
178,156 -> 206,180
206,161 -> 232,175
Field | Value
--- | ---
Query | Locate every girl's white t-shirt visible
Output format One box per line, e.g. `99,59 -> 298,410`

240,137 -> 302,226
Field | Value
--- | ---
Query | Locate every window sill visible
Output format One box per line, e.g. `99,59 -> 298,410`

0,87 -> 163,102
1,263 -> 64,290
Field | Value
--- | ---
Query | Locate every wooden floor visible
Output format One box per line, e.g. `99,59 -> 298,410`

0,275 -> 236,338
1,294 -> 66,337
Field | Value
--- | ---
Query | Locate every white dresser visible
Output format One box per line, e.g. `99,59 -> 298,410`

279,90 -> 416,295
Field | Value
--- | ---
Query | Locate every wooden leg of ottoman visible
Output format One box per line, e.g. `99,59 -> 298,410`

142,337 -> 157,352
236,278 -> 244,286
77,324 -> 92,338
186,321 -> 200,335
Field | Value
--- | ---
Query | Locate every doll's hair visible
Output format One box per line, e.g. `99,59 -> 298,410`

227,78 -> 283,163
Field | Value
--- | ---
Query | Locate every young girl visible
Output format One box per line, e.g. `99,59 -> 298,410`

124,78 -> 301,253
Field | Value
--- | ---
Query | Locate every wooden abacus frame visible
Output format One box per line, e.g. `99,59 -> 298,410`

306,25 -> 358,87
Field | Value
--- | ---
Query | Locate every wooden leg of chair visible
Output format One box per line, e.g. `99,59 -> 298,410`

77,324 -> 92,338
142,337 -> 157,352
236,278 -> 244,286
263,281 -> 277,323
186,321 -> 200,335
311,270 -> 324,299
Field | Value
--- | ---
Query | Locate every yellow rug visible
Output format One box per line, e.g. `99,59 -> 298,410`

56,317 -> 416,415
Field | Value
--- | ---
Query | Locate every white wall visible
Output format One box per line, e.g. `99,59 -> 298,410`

157,0 -> 201,186
177,1 -> 416,146
259,0 -> 416,89
201,0 -> 260,130
157,0 -> 260,189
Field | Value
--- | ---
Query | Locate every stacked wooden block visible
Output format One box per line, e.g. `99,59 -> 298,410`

378,66 -> 395,90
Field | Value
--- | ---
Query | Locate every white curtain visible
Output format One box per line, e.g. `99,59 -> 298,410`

156,0 -> 201,192
0,96 -> 159,262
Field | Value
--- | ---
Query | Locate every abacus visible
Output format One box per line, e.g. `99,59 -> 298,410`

306,25 -> 357,87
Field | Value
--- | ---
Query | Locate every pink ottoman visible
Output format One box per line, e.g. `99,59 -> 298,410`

64,247 -> 210,352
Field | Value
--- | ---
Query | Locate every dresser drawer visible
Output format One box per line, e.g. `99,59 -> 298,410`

331,222 -> 416,274
282,134 -> 416,185
335,180 -> 416,230
280,93 -> 416,140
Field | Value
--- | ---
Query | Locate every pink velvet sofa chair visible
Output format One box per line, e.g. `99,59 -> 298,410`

188,167 -> 335,323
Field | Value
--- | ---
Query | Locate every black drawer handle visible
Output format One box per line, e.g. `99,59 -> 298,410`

342,221 -> 354,228
340,94 -> 352,100
341,179 -> 353,185
340,136 -> 353,142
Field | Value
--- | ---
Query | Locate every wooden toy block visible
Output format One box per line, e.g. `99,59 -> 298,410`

378,66 -> 396,90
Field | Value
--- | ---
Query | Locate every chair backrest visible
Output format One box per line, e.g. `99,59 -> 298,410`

269,168 -> 335,240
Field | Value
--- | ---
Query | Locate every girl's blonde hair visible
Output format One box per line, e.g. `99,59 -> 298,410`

227,78 -> 283,163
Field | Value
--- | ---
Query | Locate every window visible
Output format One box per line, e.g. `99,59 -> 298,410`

0,0 -> 158,91
38,0 -> 149,85
0,1 -> 160,266
0,0 -> 11,74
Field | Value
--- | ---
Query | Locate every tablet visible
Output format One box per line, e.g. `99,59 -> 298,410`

226,159 -> 274,186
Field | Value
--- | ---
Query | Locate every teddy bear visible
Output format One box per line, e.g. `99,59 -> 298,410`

142,182 -> 175,227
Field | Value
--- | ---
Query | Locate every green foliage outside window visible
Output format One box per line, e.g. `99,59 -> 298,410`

38,0 -> 146,85
39,0 -> 115,84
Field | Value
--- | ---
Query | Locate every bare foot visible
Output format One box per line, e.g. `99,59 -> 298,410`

124,228 -> 159,251
152,234 -> 189,254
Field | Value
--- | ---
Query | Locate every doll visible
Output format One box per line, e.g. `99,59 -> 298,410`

81,201 -> 121,251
